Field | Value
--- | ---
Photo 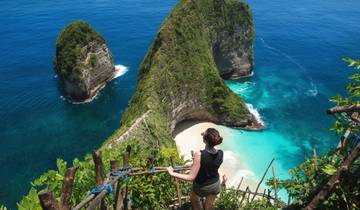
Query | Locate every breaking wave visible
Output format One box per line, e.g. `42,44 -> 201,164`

246,103 -> 265,126
114,64 -> 128,78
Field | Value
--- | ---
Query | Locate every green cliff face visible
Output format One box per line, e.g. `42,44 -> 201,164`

18,1 -> 258,208
55,20 -> 115,102
105,0 -> 258,150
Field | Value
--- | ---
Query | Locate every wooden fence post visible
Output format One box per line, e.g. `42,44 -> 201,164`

313,149 -> 318,172
92,150 -> 106,210
170,156 -> 182,207
252,158 -> 275,201
111,160 -> 124,210
262,189 -> 266,199
221,174 -> 227,191
123,145 -> 131,210
38,190 -> 59,210
237,177 -> 244,191
272,166 -> 278,205
287,194 -> 291,206
288,171 -> 294,205
246,187 -> 251,202
60,167 -> 77,210
239,186 -> 249,206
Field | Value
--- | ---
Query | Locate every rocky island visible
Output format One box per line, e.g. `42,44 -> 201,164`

55,20 -> 116,102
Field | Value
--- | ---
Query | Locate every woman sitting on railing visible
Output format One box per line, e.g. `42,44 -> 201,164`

167,128 -> 224,210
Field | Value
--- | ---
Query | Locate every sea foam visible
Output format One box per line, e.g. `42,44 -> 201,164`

305,82 -> 318,97
114,64 -> 128,78
246,103 -> 265,126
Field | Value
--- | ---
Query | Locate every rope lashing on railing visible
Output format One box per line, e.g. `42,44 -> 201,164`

110,166 -> 133,180
87,166 -> 134,197
110,171 -> 127,180
149,166 -> 156,173
88,183 -> 113,195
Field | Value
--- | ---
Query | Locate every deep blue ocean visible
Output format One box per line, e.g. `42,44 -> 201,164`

0,0 -> 359,208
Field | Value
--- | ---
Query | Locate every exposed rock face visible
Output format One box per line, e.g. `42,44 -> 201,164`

212,1 -> 254,79
55,20 -> 115,102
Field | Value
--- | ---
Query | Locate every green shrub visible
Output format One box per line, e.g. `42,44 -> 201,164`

89,54 -> 97,67
215,188 -> 243,210
240,198 -> 277,210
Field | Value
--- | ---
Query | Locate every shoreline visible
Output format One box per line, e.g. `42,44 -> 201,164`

60,64 -> 128,104
173,120 -> 262,192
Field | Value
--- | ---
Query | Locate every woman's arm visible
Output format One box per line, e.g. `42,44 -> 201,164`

167,151 -> 201,181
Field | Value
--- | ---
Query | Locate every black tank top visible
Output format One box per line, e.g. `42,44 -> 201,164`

194,149 -> 223,186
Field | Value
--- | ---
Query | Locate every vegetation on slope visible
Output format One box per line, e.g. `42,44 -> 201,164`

109,0 -> 254,145
15,0 -> 256,209
55,20 -> 108,85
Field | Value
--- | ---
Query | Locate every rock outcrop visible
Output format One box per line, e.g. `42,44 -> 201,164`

105,0 -> 261,149
212,1 -> 254,79
55,20 -> 115,102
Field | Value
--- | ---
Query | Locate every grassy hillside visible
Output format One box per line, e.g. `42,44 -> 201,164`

17,0 -> 255,209
106,0 -> 255,149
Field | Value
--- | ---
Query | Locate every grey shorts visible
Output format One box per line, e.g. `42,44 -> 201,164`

192,179 -> 221,197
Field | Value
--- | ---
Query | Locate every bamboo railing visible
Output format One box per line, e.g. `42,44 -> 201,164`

37,129 -> 360,210
37,145 -> 280,210
35,104 -> 360,210
38,145 -> 191,210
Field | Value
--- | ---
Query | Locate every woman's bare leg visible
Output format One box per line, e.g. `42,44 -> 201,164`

204,194 -> 217,210
190,191 -> 201,210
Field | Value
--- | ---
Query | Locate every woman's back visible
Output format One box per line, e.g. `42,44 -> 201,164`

194,149 -> 223,186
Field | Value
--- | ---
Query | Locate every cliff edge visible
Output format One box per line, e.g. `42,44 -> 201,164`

55,20 -> 115,102
106,0 -> 260,149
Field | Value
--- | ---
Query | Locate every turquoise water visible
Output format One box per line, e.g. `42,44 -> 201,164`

218,0 -> 360,199
0,0 -> 360,208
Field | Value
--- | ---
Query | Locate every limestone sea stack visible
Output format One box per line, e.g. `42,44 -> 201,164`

55,20 -> 115,102
213,3 -> 255,79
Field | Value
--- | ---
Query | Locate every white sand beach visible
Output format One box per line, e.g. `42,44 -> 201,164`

173,121 -> 261,192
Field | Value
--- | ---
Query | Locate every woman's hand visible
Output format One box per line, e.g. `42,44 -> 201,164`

167,166 -> 174,176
